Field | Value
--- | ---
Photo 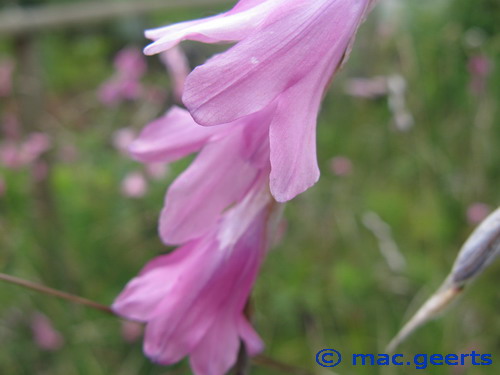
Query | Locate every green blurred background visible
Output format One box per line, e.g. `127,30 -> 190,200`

0,0 -> 499,374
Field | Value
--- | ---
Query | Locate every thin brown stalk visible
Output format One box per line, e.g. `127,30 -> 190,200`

0,272 -> 114,315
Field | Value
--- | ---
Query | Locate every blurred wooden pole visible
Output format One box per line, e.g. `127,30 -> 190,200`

0,0 -> 230,35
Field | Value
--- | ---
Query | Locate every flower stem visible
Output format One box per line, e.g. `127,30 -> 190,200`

0,272 -> 114,315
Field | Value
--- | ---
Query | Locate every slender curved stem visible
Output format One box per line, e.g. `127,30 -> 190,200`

0,272 -> 114,315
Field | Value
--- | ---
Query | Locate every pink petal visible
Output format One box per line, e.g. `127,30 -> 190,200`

144,1 -> 283,55
159,127 -> 260,244
189,314 -> 241,375
183,0 -> 370,125
128,106 -> 225,163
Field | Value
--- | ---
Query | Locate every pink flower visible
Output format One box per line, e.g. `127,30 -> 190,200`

330,156 -> 353,176
143,0 -> 375,201
31,312 -> 64,351
121,320 -> 144,343
112,127 -> 137,154
160,46 -> 190,102
467,202 -> 492,225
468,55 -> 492,95
98,47 -> 147,106
121,171 -> 148,198
0,132 -> 51,169
113,181 -> 277,374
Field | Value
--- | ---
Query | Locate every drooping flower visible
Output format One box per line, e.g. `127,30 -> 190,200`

115,2 -> 376,373
115,104 -> 280,373
113,175 -> 279,374
143,0 -> 375,201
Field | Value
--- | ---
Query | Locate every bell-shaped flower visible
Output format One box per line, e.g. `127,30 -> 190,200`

113,180 -> 279,375
143,0 -> 375,201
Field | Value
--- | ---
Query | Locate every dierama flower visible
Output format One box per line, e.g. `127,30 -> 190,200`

143,0 -> 375,201
113,176 -> 280,374
115,1 -> 376,373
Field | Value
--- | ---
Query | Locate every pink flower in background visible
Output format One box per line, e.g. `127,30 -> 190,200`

160,46 -> 190,103
467,202 -> 492,225
145,162 -> 169,180
0,132 -> 51,169
113,182 -> 277,374
468,55 -> 492,95
112,127 -> 137,154
98,47 -> 147,106
330,156 -> 353,176
0,58 -> 14,97
144,0 -> 375,201
121,171 -> 148,198
20,133 -> 52,164
115,47 -> 147,80
31,312 -> 64,351
121,321 -> 143,343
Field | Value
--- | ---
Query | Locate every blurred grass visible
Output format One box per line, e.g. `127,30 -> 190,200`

1,0 -> 499,374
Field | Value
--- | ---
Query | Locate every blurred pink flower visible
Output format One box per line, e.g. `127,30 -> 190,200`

98,47 -> 147,106
121,320 -> 144,343
160,46 -> 190,102
31,312 -> 64,351
468,55 -> 492,95
0,132 -> 51,169
121,171 -> 148,198
0,58 -> 14,97
113,182 -> 276,374
329,156 -> 353,176
20,132 -> 52,164
0,142 -> 22,168
144,0 -> 375,201
145,162 -> 169,180
114,47 -> 147,79
467,202 -> 492,225
112,127 -> 137,154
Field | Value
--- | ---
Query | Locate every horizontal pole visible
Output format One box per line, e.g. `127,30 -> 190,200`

0,0 -> 230,36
